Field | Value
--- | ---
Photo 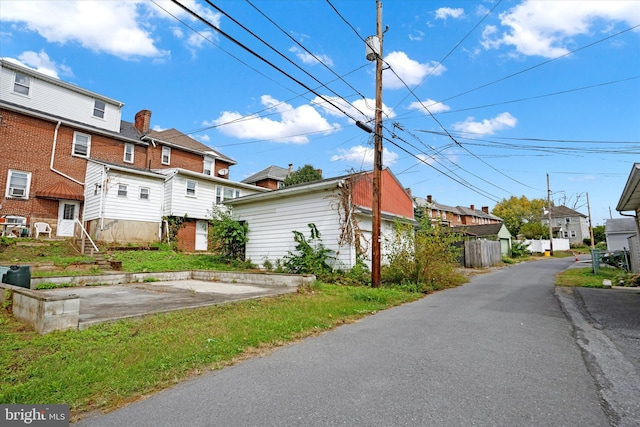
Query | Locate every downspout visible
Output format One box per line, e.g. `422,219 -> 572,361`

99,166 -> 106,231
51,121 -> 84,185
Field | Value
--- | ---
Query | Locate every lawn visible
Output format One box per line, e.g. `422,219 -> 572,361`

0,283 -> 421,421
555,266 -> 622,288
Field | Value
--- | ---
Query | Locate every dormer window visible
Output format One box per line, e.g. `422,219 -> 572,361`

93,100 -> 106,119
13,72 -> 30,96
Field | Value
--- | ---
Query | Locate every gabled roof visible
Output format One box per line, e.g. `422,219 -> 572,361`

453,223 -> 510,237
548,205 -> 586,218
146,128 -> 236,164
605,218 -> 637,234
617,163 -> 640,212
242,165 -> 290,184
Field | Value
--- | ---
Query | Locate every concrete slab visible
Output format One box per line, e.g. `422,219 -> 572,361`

42,280 -> 297,329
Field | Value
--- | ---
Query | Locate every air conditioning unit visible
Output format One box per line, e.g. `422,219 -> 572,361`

9,187 -> 25,197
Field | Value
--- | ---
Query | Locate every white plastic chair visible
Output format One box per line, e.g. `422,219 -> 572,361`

34,222 -> 52,238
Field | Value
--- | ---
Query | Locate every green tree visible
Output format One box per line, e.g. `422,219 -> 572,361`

492,195 -> 548,237
283,164 -> 322,187
519,221 -> 549,239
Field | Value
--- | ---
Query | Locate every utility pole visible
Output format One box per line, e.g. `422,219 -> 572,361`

547,173 -> 554,256
587,192 -> 595,249
371,0 -> 383,287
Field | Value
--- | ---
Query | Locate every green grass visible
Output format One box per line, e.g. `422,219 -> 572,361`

555,266 -> 620,288
0,284 -> 421,421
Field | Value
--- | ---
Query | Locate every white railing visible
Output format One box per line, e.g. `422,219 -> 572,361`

75,219 -> 99,255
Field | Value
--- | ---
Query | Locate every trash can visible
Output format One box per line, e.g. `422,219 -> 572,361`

0,266 -> 10,283
3,265 -> 31,289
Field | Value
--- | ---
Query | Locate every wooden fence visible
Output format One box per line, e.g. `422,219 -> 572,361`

464,240 -> 502,268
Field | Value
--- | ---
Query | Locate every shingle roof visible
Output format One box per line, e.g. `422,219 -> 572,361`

605,218 -> 637,233
242,165 -> 290,184
453,223 -> 509,237
548,205 -> 586,218
147,128 -> 236,164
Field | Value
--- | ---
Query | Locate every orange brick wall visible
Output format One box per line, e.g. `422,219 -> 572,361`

176,220 -> 196,252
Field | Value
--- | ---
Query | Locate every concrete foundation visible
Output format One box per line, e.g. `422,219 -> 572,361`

1,284 -> 79,334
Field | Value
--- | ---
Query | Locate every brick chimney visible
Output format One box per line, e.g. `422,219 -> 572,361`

470,204 -> 475,211
288,163 -> 293,174
427,195 -> 432,203
134,109 -> 152,134
482,206 -> 489,214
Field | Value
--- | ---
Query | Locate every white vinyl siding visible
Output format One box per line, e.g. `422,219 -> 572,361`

6,170 -> 31,199
73,132 -> 91,157
0,62 -> 122,132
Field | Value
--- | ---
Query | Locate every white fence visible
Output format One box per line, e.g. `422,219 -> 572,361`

523,238 -> 570,253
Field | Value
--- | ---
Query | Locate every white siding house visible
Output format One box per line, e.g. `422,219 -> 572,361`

84,160 -> 165,242
0,59 -> 123,133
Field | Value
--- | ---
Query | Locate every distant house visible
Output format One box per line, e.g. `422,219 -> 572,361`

616,163 -> 640,272
242,165 -> 292,189
225,169 -> 415,270
414,195 -> 502,227
541,205 -> 590,246
605,218 -> 637,252
453,223 -> 513,256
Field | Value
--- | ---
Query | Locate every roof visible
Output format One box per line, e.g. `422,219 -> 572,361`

36,181 -> 84,201
242,165 -> 290,184
617,163 -> 640,212
452,223 -> 510,237
548,205 -> 587,218
414,197 -> 502,221
146,128 -> 236,164
605,218 -> 637,234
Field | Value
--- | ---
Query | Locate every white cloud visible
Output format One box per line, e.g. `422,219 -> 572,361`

383,51 -> 446,89
408,99 -> 451,115
5,50 -> 72,79
331,145 -> 399,167
289,46 -> 334,67
482,0 -> 640,58
453,112 -> 517,135
416,149 -> 459,166
312,96 -> 395,123
435,7 -> 464,20
209,95 -> 340,144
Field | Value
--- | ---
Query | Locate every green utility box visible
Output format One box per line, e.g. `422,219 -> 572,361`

3,265 -> 31,289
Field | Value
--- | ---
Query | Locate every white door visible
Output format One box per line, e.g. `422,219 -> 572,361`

57,201 -> 79,237
195,220 -> 208,251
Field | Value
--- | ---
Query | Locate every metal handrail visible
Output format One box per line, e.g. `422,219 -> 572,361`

75,219 -> 99,254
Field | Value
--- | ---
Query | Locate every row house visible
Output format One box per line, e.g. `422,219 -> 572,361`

0,59 -> 264,250
414,195 -> 502,227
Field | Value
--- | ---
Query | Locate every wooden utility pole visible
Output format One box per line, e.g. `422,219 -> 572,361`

371,0 -> 383,287
547,173 -> 554,256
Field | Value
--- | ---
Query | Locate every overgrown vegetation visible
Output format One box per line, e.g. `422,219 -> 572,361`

382,218 -> 467,293
282,224 -> 335,275
163,215 -> 188,250
208,205 -> 248,261
0,284 -> 420,421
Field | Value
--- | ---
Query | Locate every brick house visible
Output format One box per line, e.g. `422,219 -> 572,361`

414,195 -> 502,227
0,59 -> 260,250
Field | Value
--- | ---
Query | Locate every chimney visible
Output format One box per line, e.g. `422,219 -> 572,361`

482,206 -> 489,214
288,163 -> 293,174
405,188 -> 412,197
427,195 -> 432,203
470,204 -> 475,211
134,109 -> 152,134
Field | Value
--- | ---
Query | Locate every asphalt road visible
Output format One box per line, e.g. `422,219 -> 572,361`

76,258 -> 613,426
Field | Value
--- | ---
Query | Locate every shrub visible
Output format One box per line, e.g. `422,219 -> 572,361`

209,205 -> 248,261
282,224 -> 335,275
510,240 -> 530,258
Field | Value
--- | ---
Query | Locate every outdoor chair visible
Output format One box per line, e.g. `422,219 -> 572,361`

34,222 -> 52,238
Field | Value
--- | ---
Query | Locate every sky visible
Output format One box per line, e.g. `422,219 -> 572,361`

1,0 -> 639,226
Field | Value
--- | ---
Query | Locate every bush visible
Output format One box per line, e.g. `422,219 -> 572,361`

209,205 -> 248,260
282,224 -> 335,275
510,241 -> 530,258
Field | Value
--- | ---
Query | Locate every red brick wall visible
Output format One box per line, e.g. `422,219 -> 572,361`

351,170 -> 414,219
176,220 -> 196,252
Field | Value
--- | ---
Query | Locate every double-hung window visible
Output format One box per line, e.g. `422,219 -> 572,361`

6,170 -> 31,199
124,143 -> 134,163
186,180 -> 197,197
73,132 -> 91,157
215,186 -> 240,204
13,73 -> 30,96
203,159 -> 213,176
162,146 -> 171,165
139,187 -> 150,200
93,100 -> 106,119
117,184 -> 128,197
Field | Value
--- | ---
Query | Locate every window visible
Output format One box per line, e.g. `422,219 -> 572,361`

6,170 -> 31,199
162,146 -> 171,165
203,159 -> 213,176
565,217 -> 571,224
13,72 -> 30,96
124,143 -> 134,163
216,186 -> 239,203
117,184 -> 127,197
73,132 -> 91,157
570,230 -> 576,238
93,100 -> 106,119
139,187 -> 150,200
186,180 -> 197,197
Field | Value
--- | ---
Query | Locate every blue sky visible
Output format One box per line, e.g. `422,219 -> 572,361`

1,0 -> 639,225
